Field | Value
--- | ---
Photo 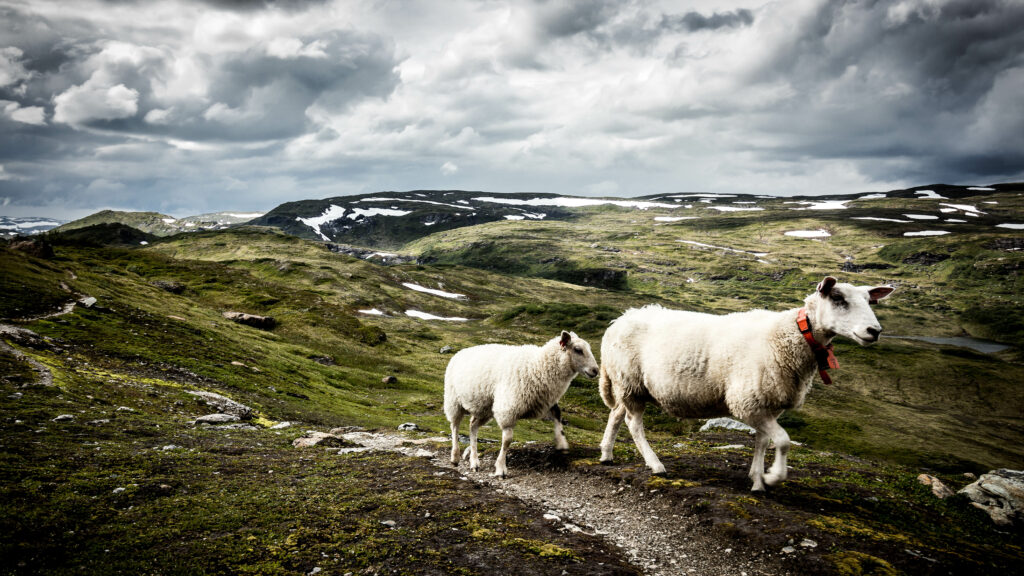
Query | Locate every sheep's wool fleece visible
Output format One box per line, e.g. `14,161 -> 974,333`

601,305 -> 817,421
445,337 -> 575,427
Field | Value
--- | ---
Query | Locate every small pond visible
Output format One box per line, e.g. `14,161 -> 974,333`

883,335 -> 1011,354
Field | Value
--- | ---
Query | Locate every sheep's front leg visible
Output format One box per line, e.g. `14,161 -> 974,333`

449,410 -> 464,466
748,427 -> 771,492
762,418 -> 791,486
548,404 -> 569,451
493,425 -> 515,478
468,414 -> 484,472
624,404 -> 666,475
600,403 -> 626,463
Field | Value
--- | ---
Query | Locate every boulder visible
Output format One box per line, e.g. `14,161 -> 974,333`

699,417 -> 756,434
398,422 -> 419,431
222,311 -> 276,330
292,431 -> 354,448
958,469 -> 1024,526
917,473 -> 954,499
187,390 -> 253,419
152,280 -> 186,294
194,413 -> 240,425
439,345 -> 454,354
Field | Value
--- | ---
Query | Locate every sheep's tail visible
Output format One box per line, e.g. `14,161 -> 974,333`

598,364 -> 616,409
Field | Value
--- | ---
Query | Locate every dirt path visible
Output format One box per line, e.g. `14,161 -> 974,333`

335,430 -> 787,576
0,324 -> 54,387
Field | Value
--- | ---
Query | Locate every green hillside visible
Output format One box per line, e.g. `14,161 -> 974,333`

2,186 -> 1023,574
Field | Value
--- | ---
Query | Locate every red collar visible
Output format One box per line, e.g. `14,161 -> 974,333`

797,308 -> 839,384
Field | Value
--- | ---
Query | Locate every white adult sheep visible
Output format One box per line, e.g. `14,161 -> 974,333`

598,277 -> 894,491
445,331 -> 599,477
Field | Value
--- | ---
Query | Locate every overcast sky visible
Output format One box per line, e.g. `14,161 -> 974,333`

1,0 -> 1023,219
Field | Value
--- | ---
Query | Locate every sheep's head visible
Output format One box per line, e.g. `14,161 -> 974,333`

806,276 -> 894,345
559,331 -> 599,378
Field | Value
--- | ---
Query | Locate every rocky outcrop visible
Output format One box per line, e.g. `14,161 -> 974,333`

187,390 -> 254,419
222,311 -> 276,329
699,417 -> 756,434
917,474 -> 954,499
958,469 -> 1024,526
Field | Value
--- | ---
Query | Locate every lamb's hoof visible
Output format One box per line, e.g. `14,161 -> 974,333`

651,470 -> 668,478
750,485 -> 766,493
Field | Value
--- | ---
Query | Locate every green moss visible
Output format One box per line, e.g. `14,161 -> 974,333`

829,550 -> 899,576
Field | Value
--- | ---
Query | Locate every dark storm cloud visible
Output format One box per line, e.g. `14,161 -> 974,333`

100,0 -> 329,11
661,9 -> 754,32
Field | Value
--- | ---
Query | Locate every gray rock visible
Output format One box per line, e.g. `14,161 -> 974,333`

398,422 -> 419,431
917,473 -> 954,499
270,421 -> 291,429
52,414 -> 74,422
699,417 -> 756,434
8,392 -> 23,400
380,520 -> 396,528
782,546 -> 796,554
439,345 -> 454,354
87,419 -> 111,425
222,311 -> 276,330
194,413 -> 241,425
293,431 -> 350,448
799,539 -> 818,548
186,390 -> 253,419
217,423 -> 259,431
958,469 -> 1024,526
78,296 -> 97,308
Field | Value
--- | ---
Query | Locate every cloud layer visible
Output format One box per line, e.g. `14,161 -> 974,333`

1,0 -> 1023,218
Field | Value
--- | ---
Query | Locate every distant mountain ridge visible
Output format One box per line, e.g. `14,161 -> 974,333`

49,210 -> 265,237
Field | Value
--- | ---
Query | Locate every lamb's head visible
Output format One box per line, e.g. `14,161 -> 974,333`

559,331 -> 599,378
806,276 -> 894,345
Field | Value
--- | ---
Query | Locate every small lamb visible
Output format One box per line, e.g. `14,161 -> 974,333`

598,277 -> 893,491
444,331 -> 599,477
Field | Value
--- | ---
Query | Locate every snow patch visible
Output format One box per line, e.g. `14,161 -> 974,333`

904,214 -> 939,220
785,229 -> 831,238
968,187 -> 995,191
914,190 -> 946,199
787,200 -> 850,210
358,308 -> 384,316
402,282 -> 466,300
296,205 -> 348,241
940,203 -> 985,216
996,223 -> 1024,230
678,240 -> 768,260
857,193 -> 887,200
709,204 -> 762,212
669,193 -> 737,198
654,216 -> 699,222
473,196 -> 678,210
504,215 -> 525,220
162,218 -> 176,224
945,219 -> 967,223
852,217 -> 911,223
405,310 -> 469,321
358,197 -> 468,210
904,230 -> 950,237
347,207 -> 412,220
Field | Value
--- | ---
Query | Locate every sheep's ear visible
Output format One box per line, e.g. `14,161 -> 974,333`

559,331 -> 571,349
868,286 -> 894,305
817,276 -> 837,297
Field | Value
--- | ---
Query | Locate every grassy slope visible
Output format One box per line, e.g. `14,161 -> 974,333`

2,188 -> 1023,574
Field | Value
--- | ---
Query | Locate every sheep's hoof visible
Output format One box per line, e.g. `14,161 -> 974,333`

492,471 -> 507,479
651,470 -> 668,478
599,459 -> 615,466
750,485 -> 766,493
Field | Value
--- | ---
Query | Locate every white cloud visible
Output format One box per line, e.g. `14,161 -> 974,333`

0,47 -> 31,87
266,37 -> 328,59
54,82 -> 139,125
440,161 -> 458,175
1,100 -> 46,125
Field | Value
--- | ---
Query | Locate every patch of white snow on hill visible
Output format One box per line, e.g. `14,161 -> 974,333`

711,205 -> 764,212
505,215 -> 525,220
162,218 -> 176,224
940,203 -> 985,216
785,229 -> 831,238
904,214 -> 939,220
297,205 -> 348,241
655,216 -> 699,222
405,310 -> 469,321
787,200 -> 850,210
473,196 -> 678,210
968,187 -> 995,191
357,197 -> 468,210
915,190 -> 946,199
904,230 -> 950,237
669,193 -> 737,198
358,308 -> 384,316
945,219 -> 967,223
857,193 -> 887,200
224,212 -> 264,219
852,217 -> 912,223
996,223 -> 1024,230
402,282 -> 466,300
347,207 -> 411,220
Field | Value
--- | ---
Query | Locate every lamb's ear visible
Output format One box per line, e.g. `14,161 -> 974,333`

868,286 -> 894,305
559,331 -> 571,349
817,276 -> 837,297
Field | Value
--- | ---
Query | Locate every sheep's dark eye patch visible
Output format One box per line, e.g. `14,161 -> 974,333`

574,347 -> 583,354
829,292 -> 848,307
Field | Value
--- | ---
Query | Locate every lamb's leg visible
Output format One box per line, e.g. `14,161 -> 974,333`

548,404 -> 569,451
624,404 -> 666,475
493,425 -> 515,478
600,403 -> 626,463
761,418 -> 791,486
449,409 -> 464,466
748,426 -> 771,492
468,414 -> 484,472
